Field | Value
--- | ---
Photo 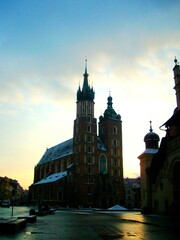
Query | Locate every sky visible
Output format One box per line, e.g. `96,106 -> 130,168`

0,0 -> 179,190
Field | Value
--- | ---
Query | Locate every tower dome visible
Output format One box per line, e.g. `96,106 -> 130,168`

103,93 -> 121,121
144,121 -> 160,149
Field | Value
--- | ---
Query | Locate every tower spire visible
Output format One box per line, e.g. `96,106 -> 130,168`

85,58 -> 87,74
149,120 -> 153,132
77,60 -> 94,101
82,59 -> 89,92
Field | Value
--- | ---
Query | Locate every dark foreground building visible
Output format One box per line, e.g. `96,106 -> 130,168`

138,59 -> 180,215
29,61 -> 125,208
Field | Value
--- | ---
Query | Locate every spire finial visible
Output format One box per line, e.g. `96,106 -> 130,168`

149,120 -> 153,132
85,58 -> 87,73
174,57 -> 178,65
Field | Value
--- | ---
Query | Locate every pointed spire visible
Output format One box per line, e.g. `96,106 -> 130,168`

77,60 -> 95,101
82,59 -> 89,92
149,120 -> 153,132
84,58 -> 88,77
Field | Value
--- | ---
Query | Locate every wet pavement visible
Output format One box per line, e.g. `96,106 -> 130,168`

0,209 -> 180,239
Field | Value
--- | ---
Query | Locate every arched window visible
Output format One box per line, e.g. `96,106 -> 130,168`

113,126 -> 117,134
88,115 -> 91,122
87,125 -> 91,132
113,139 -> 117,146
99,155 -> 107,174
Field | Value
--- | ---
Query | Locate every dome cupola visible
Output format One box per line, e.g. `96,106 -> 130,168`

144,121 -> 160,149
102,93 -> 121,121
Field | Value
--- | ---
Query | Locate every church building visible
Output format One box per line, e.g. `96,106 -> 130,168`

138,58 -> 180,215
29,61 -> 125,208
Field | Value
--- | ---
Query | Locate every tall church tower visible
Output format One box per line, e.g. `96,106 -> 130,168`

73,60 -> 97,206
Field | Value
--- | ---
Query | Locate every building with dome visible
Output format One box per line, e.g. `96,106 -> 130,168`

29,61 -> 125,208
138,59 -> 180,215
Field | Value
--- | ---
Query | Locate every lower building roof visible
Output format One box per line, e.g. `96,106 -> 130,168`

33,171 -> 67,185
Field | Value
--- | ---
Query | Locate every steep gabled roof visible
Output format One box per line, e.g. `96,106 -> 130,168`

37,138 -> 73,165
37,137 -> 107,166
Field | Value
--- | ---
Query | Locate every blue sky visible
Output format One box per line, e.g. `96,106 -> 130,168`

0,0 -> 179,189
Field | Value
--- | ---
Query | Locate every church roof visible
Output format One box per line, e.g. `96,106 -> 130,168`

37,137 -> 107,166
161,109 -> 180,128
37,139 -> 73,165
33,170 -> 67,185
138,148 -> 159,159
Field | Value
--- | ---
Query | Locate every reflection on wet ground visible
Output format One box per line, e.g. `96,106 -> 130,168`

0,208 -> 179,240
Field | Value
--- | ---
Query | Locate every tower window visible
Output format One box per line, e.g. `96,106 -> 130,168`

113,139 -> 117,146
113,126 -> 117,134
88,156 -> 92,164
88,116 -> 91,122
87,125 -> 91,132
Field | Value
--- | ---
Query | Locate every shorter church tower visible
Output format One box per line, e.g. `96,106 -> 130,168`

99,94 -> 124,205
138,121 -> 159,213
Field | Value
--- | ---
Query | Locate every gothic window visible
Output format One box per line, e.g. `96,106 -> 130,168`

87,125 -> 91,132
88,156 -> 91,164
113,126 -> 117,134
113,139 -> 117,146
99,155 -> 107,174
88,115 -> 91,122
